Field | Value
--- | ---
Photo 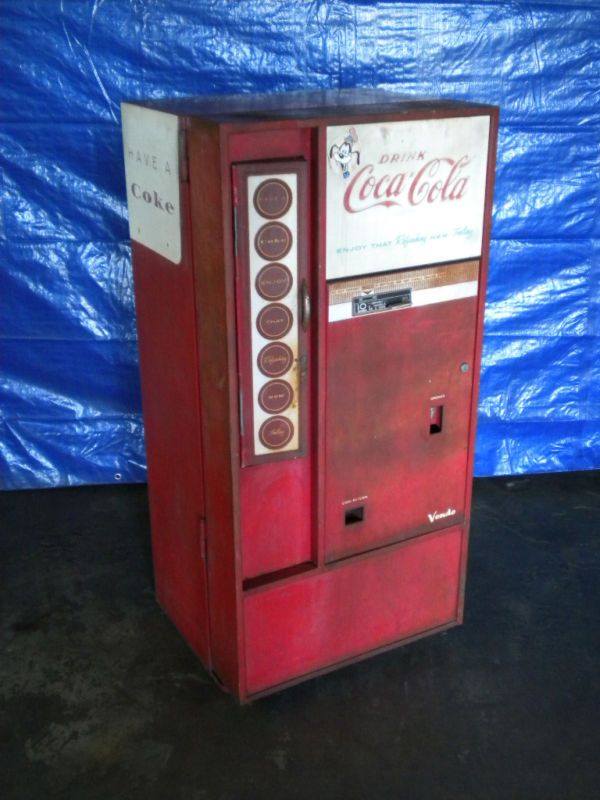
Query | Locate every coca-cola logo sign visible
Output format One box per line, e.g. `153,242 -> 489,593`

326,117 -> 490,280
344,155 -> 470,213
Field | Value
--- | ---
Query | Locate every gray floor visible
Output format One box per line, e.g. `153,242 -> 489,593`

1,473 -> 599,799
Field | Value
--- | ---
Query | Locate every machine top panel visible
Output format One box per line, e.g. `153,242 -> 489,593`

126,89 -> 497,124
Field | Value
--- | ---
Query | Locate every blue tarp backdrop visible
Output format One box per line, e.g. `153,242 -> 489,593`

1,1 -> 599,489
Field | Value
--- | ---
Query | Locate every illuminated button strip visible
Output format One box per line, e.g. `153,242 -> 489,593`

248,174 -> 299,455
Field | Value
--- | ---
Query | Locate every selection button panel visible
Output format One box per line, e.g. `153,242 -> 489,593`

255,264 -> 293,301
256,303 -> 293,340
257,343 -> 294,378
254,179 -> 292,219
255,223 -> 292,261
258,380 -> 294,414
258,416 -> 295,450
245,171 -> 301,457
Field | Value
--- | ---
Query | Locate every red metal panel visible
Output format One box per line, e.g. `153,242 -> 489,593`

228,127 -> 311,163
457,108 -> 500,623
244,526 -> 463,694
229,139 -> 317,582
188,121 -> 243,693
240,460 -> 312,580
324,296 -> 478,562
131,190 -> 210,665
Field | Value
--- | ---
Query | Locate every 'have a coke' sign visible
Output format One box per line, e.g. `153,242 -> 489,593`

326,116 -> 490,280
121,104 -> 181,264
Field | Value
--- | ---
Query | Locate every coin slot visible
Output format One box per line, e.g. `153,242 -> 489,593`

384,290 -> 412,309
352,288 -> 412,316
430,404 -> 444,434
344,506 -> 365,526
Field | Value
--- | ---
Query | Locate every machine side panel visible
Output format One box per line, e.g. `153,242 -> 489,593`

188,122 -> 242,694
131,189 -> 210,666
458,107 -> 500,621
244,526 -> 462,694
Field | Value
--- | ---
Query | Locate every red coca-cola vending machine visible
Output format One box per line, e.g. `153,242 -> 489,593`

121,90 -> 498,701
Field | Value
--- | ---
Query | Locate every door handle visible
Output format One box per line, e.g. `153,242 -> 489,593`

301,279 -> 311,331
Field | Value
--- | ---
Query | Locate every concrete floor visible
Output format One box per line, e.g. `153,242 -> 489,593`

1,472 -> 599,799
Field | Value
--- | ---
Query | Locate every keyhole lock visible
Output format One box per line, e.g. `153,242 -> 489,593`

460,362 -> 470,373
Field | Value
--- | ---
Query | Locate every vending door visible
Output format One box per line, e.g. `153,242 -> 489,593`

232,160 -> 315,582
323,115 -> 491,562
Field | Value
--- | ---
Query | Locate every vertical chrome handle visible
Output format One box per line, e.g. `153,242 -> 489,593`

301,279 -> 311,331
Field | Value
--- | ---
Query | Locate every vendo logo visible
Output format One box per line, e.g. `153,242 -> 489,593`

427,508 -> 457,524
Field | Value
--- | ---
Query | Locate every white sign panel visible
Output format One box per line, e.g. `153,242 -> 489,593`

121,103 -> 181,264
246,173 -> 300,456
326,116 -> 490,279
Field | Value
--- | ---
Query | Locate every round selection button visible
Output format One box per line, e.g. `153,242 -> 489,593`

259,416 -> 295,450
255,263 -> 293,301
257,343 -> 294,377
258,380 -> 294,414
256,303 -> 293,340
255,223 -> 292,261
253,179 -> 292,219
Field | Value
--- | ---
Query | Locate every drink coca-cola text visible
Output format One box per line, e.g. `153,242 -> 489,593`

343,155 -> 471,213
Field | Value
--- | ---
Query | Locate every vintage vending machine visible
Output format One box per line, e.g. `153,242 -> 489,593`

121,90 -> 498,701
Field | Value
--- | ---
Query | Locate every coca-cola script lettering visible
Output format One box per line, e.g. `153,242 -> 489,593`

344,155 -> 471,213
